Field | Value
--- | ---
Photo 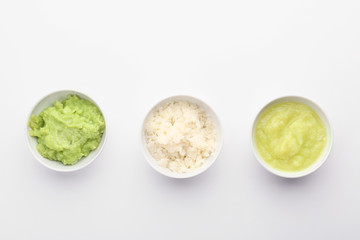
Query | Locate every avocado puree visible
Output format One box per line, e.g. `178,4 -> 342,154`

254,101 -> 327,172
28,94 -> 105,165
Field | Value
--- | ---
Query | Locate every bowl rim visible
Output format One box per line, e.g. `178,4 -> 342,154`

141,95 -> 223,179
251,95 -> 333,178
26,89 -> 107,172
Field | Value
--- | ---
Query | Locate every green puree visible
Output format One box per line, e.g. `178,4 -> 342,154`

28,95 -> 105,165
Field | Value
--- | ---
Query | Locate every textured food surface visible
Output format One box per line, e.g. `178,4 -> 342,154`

28,95 -> 105,165
254,101 -> 327,172
145,100 -> 216,173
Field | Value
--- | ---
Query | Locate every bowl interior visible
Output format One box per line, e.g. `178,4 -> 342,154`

27,90 -> 106,172
141,95 -> 223,178
252,96 -> 333,178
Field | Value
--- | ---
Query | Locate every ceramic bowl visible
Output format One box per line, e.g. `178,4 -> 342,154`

252,96 -> 333,178
27,90 -> 107,172
141,95 -> 223,178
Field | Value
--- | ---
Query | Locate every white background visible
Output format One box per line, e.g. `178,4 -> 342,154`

0,0 -> 359,239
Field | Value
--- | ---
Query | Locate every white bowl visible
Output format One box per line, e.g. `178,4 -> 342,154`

141,95 -> 223,178
251,96 -> 333,178
27,90 -> 107,172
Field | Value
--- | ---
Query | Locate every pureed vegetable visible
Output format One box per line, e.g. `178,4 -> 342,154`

254,101 -> 327,172
28,94 -> 105,165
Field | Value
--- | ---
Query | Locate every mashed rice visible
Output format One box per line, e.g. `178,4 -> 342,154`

145,100 -> 217,173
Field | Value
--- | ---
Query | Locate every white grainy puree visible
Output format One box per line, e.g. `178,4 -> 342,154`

145,100 -> 217,173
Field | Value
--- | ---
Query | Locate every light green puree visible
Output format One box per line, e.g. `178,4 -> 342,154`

254,101 -> 327,172
28,95 -> 105,165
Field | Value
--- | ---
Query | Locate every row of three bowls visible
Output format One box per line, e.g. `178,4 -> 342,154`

27,90 -> 333,178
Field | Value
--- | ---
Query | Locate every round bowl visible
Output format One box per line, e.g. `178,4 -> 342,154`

251,96 -> 333,178
141,95 -> 223,178
26,90 -> 107,172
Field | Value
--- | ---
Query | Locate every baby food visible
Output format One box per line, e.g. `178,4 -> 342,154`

254,101 -> 327,172
145,100 -> 216,173
28,94 -> 105,165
